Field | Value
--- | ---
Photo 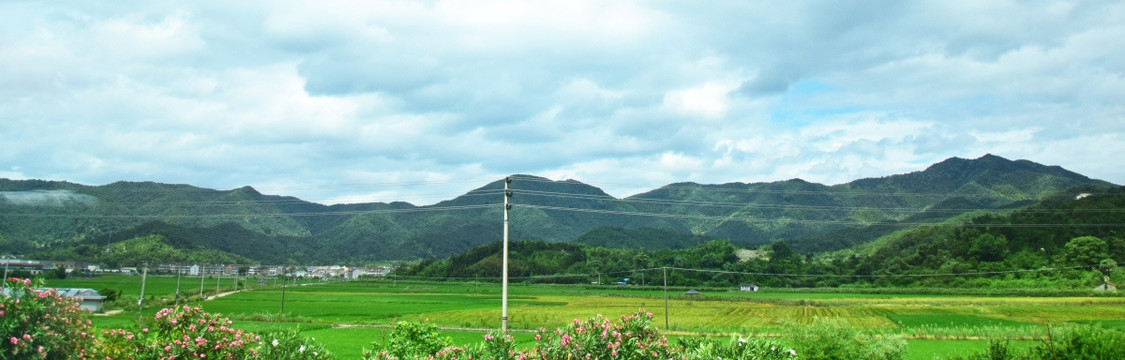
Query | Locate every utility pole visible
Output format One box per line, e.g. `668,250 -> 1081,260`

138,263 -> 148,323
199,265 -> 205,298
502,176 -> 512,332
2,256 -> 10,291
663,266 -> 668,329
280,268 -> 287,314
175,265 -> 182,307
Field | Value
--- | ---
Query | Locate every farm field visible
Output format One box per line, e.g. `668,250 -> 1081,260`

50,275 -> 1125,359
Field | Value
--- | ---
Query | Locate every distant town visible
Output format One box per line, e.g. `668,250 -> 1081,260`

1,258 -> 396,280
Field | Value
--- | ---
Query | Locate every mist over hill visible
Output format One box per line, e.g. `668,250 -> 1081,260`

0,155 -> 1115,265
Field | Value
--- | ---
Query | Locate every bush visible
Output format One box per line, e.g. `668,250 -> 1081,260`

366,309 -> 804,360
0,277 -> 98,359
87,305 -> 263,360
258,328 -> 336,360
364,321 -> 452,360
97,287 -> 121,303
952,326 -> 1125,360
529,310 -> 679,360
786,317 -> 906,360
678,337 -> 795,360
85,306 -> 335,360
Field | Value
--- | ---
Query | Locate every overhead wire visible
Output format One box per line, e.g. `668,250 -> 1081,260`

3,176 -> 1121,226
515,204 -> 1125,228
508,174 -> 1120,199
380,263 -> 1100,282
512,189 -> 1110,214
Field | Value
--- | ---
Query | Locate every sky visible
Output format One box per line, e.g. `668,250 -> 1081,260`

1,1 -> 1122,205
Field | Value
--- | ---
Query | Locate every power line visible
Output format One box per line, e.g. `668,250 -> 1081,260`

4,175 -> 1120,227
1,204 -> 496,219
515,204 -> 1125,228
658,265 -> 1096,279
509,175 -> 1120,199
387,263 -> 1098,282
5,196 -> 1122,228
514,189 -> 1125,214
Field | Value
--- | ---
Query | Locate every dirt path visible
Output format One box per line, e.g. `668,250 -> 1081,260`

206,289 -> 243,300
94,309 -> 124,316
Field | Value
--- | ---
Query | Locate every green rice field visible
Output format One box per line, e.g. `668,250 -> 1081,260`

47,275 -> 1125,359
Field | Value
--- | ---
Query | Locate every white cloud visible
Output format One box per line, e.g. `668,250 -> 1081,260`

0,0 -> 1122,205
663,81 -> 739,119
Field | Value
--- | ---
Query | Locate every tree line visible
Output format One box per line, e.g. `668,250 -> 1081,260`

398,186 -> 1125,289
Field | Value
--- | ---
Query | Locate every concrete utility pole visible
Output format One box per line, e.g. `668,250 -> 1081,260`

502,176 -> 513,332
2,256 -> 10,291
663,267 -> 669,329
199,265 -> 206,298
138,263 -> 148,323
175,266 -> 182,306
281,268 -> 288,314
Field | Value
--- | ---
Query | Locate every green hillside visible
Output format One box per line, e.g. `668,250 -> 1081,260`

401,185 -> 1125,289
0,155 -> 1116,265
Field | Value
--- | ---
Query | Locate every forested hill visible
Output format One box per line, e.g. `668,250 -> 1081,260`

400,186 -> 1125,288
0,154 -> 1116,264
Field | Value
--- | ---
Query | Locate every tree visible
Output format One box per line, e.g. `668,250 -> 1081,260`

968,234 -> 1008,262
1099,259 -> 1117,277
1062,236 -> 1109,267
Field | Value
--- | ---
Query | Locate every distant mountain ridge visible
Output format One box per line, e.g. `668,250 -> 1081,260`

0,155 -> 1115,264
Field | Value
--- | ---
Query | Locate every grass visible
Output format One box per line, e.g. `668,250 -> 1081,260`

903,340 -> 1039,360
68,276 -> 1125,359
890,314 -> 1033,329
1072,320 -> 1125,330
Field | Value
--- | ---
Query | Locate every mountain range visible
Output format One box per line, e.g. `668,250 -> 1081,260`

0,154 -> 1116,265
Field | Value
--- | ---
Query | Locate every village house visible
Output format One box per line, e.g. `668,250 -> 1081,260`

53,288 -> 107,312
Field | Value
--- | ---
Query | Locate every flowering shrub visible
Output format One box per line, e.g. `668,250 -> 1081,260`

369,310 -> 814,360
86,306 -> 335,360
678,337 -> 795,360
477,331 -> 517,360
530,310 -> 679,360
1,277 -> 98,360
86,305 -> 262,360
